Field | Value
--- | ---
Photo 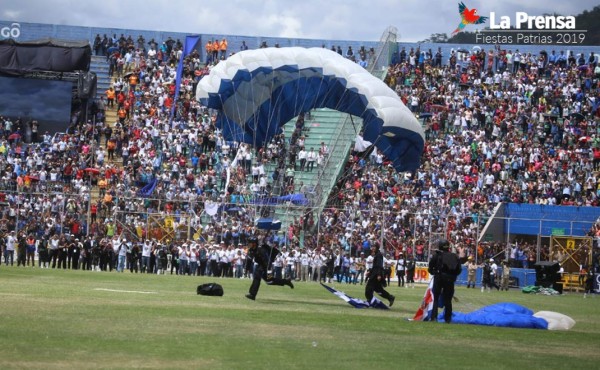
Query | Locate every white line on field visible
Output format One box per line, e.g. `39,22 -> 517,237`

94,288 -> 157,294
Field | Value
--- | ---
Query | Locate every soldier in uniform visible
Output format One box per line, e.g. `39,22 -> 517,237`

466,256 -> 478,288
70,238 -> 82,270
37,237 -> 49,268
81,237 -> 93,271
245,236 -> 294,300
157,245 -> 168,275
406,256 -> 416,288
500,261 -> 511,291
57,236 -> 68,269
16,233 -> 27,267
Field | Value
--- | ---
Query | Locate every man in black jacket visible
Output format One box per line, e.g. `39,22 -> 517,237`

245,237 -> 294,300
364,245 -> 395,307
428,239 -> 462,323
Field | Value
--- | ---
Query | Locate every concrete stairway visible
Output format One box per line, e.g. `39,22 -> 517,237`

88,55 -> 122,204
267,109 -> 362,232
90,55 -> 111,101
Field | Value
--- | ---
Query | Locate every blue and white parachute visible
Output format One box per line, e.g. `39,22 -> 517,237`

196,47 -> 424,172
447,302 -> 576,330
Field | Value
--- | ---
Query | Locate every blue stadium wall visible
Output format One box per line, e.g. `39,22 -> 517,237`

1,20 -> 598,67
504,203 -> 600,237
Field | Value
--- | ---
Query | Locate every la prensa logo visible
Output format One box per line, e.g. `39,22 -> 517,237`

452,2 -> 487,35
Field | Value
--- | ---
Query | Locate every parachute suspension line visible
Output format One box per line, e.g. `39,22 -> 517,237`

266,69 -> 285,143
250,71 -> 262,225
231,78 -> 244,150
262,71 -> 281,221
291,63 -> 302,125
349,113 -> 358,134
267,68 -> 294,223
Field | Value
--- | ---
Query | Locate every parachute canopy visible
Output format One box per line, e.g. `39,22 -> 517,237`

196,47 -> 424,172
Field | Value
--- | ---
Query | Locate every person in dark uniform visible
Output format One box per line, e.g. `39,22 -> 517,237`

57,236 -> 68,269
129,243 -> 140,273
406,256 -> 416,288
158,246 -> 168,274
66,237 -> 75,269
170,245 -> 179,275
428,239 -> 462,323
37,237 -> 49,268
70,239 -> 81,270
364,245 -> 395,307
245,236 -> 294,300
81,237 -> 93,271
16,233 -> 27,267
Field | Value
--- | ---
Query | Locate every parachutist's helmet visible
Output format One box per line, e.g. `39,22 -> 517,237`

248,237 -> 258,249
434,239 -> 450,251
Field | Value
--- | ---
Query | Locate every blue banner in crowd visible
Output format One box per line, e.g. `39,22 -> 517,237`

170,35 -> 201,124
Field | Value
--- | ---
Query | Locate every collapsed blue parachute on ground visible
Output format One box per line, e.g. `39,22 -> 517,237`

196,47 -> 425,172
440,302 -> 575,330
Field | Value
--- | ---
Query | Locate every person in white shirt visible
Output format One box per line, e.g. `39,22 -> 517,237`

300,251 -> 310,281
218,244 -> 230,277
396,254 -> 406,287
234,249 -> 245,278
306,148 -> 317,172
365,253 -> 374,272
298,149 -> 307,171
4,230 -> 16,266
179,244 -> 189,275
311,252 -> 324,282
189,246 -> 199,276
141,240 -> 152,273
489,258 -> 500,290
116,238 -> 128,273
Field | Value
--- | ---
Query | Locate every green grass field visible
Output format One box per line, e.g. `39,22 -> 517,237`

0,267 -> 598,370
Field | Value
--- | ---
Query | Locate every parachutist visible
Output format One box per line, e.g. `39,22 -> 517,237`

364,245 -> 395,307
246,237 -> 295,300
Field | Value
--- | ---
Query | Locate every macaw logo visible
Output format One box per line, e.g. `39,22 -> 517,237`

452,2 -> 487,35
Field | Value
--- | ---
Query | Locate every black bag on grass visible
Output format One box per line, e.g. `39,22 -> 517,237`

197,283 -> 224,296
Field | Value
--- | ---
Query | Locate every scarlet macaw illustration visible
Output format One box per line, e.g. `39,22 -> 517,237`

452,2 -> 488,35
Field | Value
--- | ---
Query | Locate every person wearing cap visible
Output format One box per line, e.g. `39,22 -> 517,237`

427,239 -> 461,323
245,237 -> 294,301
465,256 -> 478,288
364,244 -> 395,307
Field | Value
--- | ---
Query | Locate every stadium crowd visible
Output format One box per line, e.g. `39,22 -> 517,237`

0,34 -> 599,281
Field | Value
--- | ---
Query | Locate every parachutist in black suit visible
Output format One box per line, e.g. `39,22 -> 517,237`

245,238 -> 294,300
365,245 -> 395,307
428,239 -> 462,323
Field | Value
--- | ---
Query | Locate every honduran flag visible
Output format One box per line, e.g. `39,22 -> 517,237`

413,278 -> 435,321
320,283 -> 389,310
